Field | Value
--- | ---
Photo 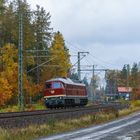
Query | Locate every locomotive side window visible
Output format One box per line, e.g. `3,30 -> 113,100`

46,83 -> 51,89
52,82 -> 61,89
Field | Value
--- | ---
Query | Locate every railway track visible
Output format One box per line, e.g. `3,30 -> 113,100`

0,103 -> 129,129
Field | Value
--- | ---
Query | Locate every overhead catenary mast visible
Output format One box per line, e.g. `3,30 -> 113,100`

77,52 -> 89,81
18,0 -> 24,111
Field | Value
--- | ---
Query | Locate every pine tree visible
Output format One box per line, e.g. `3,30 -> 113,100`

119,64 -> 130,87
29,5 -> 52,83
130,63 -> 138,88
33,5 -> 52,50
0,1 -> 12,45
105,70 -> 118,95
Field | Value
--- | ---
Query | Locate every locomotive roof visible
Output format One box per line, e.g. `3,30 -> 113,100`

46,78 -> 86,86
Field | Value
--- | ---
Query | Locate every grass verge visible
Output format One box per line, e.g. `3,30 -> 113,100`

119,100 -> 140,116
0,103 -> 46,113
0,112 -> 116,140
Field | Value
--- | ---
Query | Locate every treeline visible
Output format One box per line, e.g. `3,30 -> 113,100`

105,63 -> 140,99
0,0 -> 71,106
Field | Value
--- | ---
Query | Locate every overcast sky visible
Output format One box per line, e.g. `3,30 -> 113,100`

27,0 -> 140,74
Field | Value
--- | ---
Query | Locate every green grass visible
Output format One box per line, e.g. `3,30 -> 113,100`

0,103 -> 46,113
116,99 -> 130,104
119,100 -> 140,116
0,105 -> 19,113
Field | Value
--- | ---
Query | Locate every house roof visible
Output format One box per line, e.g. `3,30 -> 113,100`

118,87 -> 132,93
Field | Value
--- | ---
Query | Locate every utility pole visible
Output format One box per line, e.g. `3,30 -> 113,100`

126,64 -> 129,88
18,0 -> 24,111
92,65 -> 95,100
77,52 -> 89,81
78,52 -> 80,80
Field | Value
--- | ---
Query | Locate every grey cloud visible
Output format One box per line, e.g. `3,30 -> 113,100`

28,0 -> 140,69
44,0 -> 140,44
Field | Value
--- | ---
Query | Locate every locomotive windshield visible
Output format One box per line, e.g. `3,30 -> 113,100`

46,82 -> 63,89
52,82 -> 62,89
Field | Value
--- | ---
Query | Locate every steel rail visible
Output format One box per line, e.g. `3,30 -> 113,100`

0,103 -> 129,128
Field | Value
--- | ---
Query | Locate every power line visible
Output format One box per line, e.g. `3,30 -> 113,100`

66,41 -> 123,69
66,41 -> 111,68
27,57 -> 56,73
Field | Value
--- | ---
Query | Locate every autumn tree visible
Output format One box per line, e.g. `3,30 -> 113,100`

0,44 -> 18,105
0,44 -> 42,105
0,78 -> 12,105
42,31 -> 71,80
0,0 -> 53,83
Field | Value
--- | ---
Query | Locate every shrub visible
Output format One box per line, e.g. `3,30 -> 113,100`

131,100 -> 140,107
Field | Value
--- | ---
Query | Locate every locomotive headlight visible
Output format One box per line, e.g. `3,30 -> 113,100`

51,90 -> 55,94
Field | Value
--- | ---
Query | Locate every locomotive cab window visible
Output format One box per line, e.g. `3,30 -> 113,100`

52,82 -> 62,89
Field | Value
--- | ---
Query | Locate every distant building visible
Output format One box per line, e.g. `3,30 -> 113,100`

118,87 -> 132,100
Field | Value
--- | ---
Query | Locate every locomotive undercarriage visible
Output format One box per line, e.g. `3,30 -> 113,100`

45,96 -> 88,108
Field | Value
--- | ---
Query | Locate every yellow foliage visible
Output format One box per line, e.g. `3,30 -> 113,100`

0,44 -> 40,105
47,31 -> 71,78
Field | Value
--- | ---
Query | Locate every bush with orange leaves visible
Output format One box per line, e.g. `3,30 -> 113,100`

0,78 -> 13,106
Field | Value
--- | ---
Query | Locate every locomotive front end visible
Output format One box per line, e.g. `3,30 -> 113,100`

44,81 -> 65,108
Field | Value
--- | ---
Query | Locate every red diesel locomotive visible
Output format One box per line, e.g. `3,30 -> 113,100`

44,78 -> 88,108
